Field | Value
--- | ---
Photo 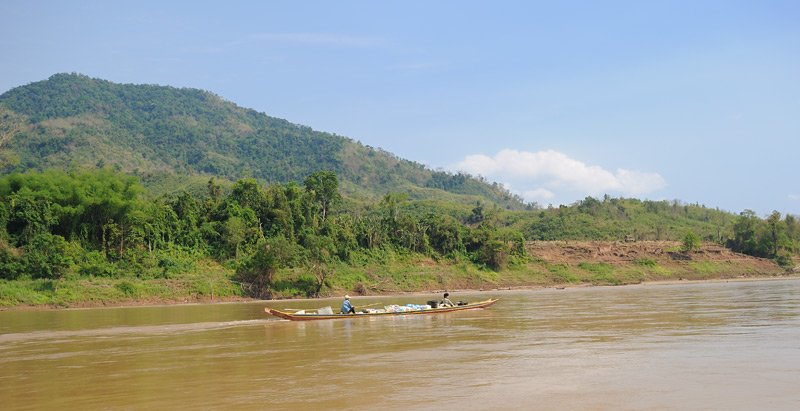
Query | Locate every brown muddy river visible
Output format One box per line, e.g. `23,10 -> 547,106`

2,279 -> 800,410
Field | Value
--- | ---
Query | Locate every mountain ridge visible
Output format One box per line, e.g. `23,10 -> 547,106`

0,73 -> 528,209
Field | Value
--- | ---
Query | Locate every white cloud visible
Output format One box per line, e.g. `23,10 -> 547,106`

613,168 -> 669,195
459,154 -> 499,175
524,188 -> 556,200
789,194 -> 800,201
455,149 -> 666,203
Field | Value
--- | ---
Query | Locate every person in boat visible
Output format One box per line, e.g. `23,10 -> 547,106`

341,295 -> 355,314
440,292 -> 455,307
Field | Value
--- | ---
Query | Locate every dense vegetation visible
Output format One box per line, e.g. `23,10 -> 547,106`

0,73 -> 527,209
0,74 -> 797,307
1,169 -> 797,307
0,169 -> 528,302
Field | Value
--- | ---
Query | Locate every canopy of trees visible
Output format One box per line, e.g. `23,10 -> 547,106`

0,169 -> 528,297
1,170 -> 796,299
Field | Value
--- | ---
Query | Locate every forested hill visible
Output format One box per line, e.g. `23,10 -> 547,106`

0,73 -> 526,209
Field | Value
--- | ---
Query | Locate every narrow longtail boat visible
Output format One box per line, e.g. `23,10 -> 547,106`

265,299 -> 498,321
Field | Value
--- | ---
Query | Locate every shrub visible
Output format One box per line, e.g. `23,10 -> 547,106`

681,231 -> 701,253
774,251 -> 794,268
78,261 -> 118,277
0,240 -> 24,280
235,240 -> 279,299
115,281 -> 137,297
157,256 -> 194,278
23,233 -> 73,279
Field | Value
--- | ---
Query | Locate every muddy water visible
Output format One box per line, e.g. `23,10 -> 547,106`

2,280 -> 800,410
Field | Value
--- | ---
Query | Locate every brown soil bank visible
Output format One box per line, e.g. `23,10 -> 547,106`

518,240 -> 790,286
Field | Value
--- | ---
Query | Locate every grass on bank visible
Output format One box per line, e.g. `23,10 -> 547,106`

0,250 -> 790,308
0,263 -> 244,308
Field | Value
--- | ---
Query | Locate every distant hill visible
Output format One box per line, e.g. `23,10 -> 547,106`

0,73 -> 528,209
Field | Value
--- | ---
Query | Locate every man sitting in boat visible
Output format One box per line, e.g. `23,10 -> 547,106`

440,292 -> 455,307
341,295 -> 355,314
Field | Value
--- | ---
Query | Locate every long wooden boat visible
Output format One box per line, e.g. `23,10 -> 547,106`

265,299 -> 498,321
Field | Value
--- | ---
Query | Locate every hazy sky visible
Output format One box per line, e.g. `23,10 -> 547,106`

2,1 -> 798,216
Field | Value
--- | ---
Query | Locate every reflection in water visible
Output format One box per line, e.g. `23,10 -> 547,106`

1,280 -> 800,410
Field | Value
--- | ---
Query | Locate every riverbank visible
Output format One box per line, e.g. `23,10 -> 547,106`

4,274 -> 799,311
1,241 -> 794,310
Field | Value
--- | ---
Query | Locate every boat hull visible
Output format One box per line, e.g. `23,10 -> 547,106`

265,299 -> 498,321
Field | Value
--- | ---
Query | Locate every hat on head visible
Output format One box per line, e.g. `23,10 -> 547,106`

345,295 -> 350,299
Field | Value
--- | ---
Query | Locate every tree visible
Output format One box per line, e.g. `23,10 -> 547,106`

766,211 -> 784,257
303,171 -> 341,222
0,238 -> 24,280
681,231 -> 701,253
468,200 -> 485,224
225,216 -> 246,258
424,214 -> 464,256
309,264 -> 332,298
785,214 -> 798,252
23,232 -> 74,280
235,240 -> 278,299
207,178 -> 222,203
229,178 -> 265,213
379,192 -> 408,243
6,191 -> 58,244
730,210 -> 760,255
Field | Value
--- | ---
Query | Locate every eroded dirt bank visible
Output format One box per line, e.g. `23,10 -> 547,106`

525,240 -> 787,279
530,240 -> 777,268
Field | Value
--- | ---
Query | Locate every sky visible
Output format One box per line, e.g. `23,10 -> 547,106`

1,1 -> 799,217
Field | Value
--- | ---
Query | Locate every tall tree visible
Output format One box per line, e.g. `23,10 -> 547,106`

303,171 -> 340,222
225,216 -> 246,258
731,210 -> 759,255
207,178 -> 222,203
766,211 -> 784,257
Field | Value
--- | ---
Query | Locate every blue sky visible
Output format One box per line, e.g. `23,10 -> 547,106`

2,1 -> 799,217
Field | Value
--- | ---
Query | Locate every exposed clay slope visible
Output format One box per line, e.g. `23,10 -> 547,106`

527,241 -> 784,279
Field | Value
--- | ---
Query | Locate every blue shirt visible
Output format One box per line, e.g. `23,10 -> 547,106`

341,299 -> 353,313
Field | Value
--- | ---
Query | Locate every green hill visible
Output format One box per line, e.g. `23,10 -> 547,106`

0,74 -> 796,309
0,73 -> 527,209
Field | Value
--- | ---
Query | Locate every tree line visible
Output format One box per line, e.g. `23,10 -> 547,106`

1,169 -> 796,299
727,209 -> 797,266
0,169 -> 527,298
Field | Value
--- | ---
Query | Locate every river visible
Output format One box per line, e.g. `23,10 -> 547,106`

2,279 -> 799,410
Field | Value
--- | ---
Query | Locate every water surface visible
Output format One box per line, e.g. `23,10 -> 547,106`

2,280 -> 799,410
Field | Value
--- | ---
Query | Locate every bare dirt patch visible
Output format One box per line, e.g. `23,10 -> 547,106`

527,240 -> 783,276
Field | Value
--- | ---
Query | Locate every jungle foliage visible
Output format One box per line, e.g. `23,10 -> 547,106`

1,169 -> 797,302
0,169 -> 529,298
